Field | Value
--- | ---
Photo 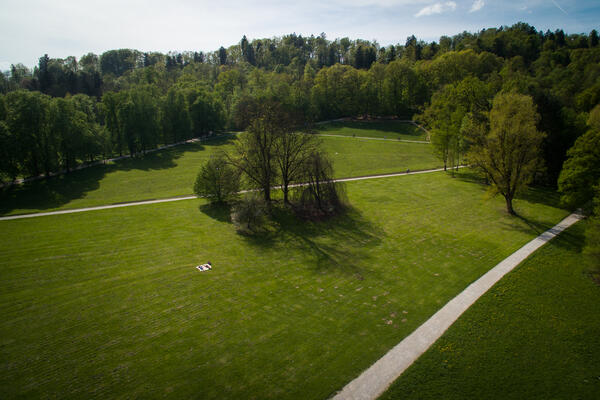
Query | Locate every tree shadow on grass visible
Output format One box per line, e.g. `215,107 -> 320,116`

512,214 -> 558,236
240,205 -> 386,278
514,186 -> 564,210
0,138 -> 234,216
453,169 -> 489,186
199,202 -> 232,223
0,166 -> 107,215
454,169 -> 567,210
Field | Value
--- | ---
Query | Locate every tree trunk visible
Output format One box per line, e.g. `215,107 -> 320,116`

505,195 -> 515,215
283,183 -> 289,204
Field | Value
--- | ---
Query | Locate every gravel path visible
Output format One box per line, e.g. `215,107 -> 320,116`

331,211 -> 583,400
0,167 -> 458,221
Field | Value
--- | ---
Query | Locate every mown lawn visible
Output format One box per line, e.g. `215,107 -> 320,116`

0,171 -> 569,399
316,121 -> 428,141
380,221 -> 600,400
0,135 -> 438,216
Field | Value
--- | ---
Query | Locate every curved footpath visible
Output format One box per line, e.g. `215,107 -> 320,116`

332,211 -> 583,400
0,167 -> 459,221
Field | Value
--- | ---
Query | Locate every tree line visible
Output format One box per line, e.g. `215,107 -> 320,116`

0,86 -> 224,183
1,23 -> 599,188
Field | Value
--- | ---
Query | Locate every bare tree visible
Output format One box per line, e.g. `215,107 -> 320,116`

226,103 -> 280,202
295,151 -> 346,218
275,130 -> 319,204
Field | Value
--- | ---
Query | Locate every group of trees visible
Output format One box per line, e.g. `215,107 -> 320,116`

0,91 -> 107,180
558,105 -> 600,267
194,101 -> 345,231
0,85 -> 224,183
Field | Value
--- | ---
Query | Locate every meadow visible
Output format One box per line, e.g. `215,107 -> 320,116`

0,170 -> 569,399
380,221 -> 600,400
316,120 -> 428,141
0,134 -> 438,216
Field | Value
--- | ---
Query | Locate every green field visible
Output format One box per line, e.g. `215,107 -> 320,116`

316,121 -> 428,141
380,221 -> 600,400
0,171 -> 569,399
0,135 -> 438,216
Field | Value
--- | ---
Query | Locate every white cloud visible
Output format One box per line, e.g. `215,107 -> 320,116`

415,1 -> 457,17
469,0 -> 484,13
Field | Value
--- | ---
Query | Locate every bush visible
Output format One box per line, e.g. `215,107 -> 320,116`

231,193 -> 268,234
194,155 -> 240,203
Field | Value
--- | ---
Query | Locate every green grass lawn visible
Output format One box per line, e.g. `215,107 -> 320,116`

0,136 -> 438,216
0,170 -> 569,399
316,121 -> 428,141
380,221 -> 600,400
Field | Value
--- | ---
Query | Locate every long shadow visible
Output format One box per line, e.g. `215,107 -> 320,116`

514,185 -> 564,209
455,169 -> 566,210
238,205 -> 386,278
453,169 -> 489,185
0,135 -> 235,215
199,202 -> 232,223
0,166 -> 107,214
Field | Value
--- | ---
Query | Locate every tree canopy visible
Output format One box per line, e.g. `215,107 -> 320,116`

467,92 -> 545,215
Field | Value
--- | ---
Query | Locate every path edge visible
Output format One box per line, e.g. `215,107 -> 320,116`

331,211 -> 583,400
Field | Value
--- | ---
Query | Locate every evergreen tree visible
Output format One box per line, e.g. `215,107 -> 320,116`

218,47 -> 228,65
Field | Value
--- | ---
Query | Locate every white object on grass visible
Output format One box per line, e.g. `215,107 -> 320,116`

196,263 -> 212,272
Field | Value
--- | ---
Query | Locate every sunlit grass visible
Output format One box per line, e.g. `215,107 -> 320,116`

0,170 -> 569,399
380,221 -> 600,400
0,134 -> 438,216
316,120 -> 428,141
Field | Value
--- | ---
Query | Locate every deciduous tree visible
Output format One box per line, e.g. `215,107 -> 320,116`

194,155 -> 240,203
467,92 -> 545,215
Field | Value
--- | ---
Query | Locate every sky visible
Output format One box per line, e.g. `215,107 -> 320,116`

0,0 -> 598,71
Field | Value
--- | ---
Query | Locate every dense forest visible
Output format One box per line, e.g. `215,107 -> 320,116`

1,23 -> 599,189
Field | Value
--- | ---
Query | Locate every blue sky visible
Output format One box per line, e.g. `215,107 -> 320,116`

0,0 -> 598,71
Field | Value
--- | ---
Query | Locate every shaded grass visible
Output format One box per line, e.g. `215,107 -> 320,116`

0,137 -> 234,216
0,136 -> 439,216
380,221 -> 600,400
316,121 -> 428,141
0,170 -> 569,399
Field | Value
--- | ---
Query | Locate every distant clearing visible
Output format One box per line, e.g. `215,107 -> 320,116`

316,121 -> 428,141
0,132 -> 438,216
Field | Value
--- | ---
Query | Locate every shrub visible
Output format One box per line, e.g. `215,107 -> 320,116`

231,193 -> 268,233
194,155 -> 240,203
